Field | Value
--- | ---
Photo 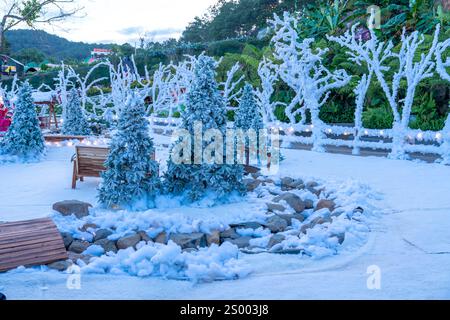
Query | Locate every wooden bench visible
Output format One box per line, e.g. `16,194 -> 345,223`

72,145 -> 157,189
72,145 -> 110,189
0,218 -> 68,273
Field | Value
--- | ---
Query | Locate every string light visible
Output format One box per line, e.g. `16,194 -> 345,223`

436,133 -> 442,141
417,132 -> 424,141
364,130 -> 369,136
379,130 -> 385,136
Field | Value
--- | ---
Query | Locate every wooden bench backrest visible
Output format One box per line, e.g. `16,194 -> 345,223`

76,146 -> 110,177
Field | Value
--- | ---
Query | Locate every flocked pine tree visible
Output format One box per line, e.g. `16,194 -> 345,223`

164,55 -> 246,202
234,83 -> 265,165
0,82 -> 45,160
98,94 -> 160,209
62,89 -> 91,136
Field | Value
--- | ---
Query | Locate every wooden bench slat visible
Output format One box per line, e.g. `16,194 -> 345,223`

0,218 -> 68,273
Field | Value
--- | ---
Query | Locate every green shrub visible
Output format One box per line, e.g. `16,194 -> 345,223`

362,107 -> 394,129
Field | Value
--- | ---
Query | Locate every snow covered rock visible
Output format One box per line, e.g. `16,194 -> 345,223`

47,260 -> 72,272
169,233 -> 207,249
224,237 -> 252,248
268,234 -> 286,248
94,239 -> 118,254
267,202 -> 286,213
94,229 -> 113,242
220,228 -> 240,240
264,215 -> 288,233
117,233 -> 142,250
230,222 -> 263,230
53,200 -> 92,219
69,240 -> 91,254
281,177 -> 304,191
273,192 -> 306,213
154,232 -> 168,244
206,231 -> 221,246
315,199 -> 336,213
61,232 -> 73,249
244,179 -> 261,192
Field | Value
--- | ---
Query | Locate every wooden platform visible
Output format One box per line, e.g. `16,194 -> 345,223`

44,135 -> 88,143
0,218 -> 68,272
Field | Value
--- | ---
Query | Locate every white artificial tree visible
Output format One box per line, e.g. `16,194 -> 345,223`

270,12 -> 351,152
435,36 -> 450,164
221,62 -> 245,110
328,23 -> 377,155
330,18 -> 443,159
255,57 -> 282,125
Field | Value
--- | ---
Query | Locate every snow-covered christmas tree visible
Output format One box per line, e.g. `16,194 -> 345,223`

0,82 -> 45,160
98,94 -> 160,209
62,89 -> 91,136
164,55 -> 246,202
234,83 -> 265,165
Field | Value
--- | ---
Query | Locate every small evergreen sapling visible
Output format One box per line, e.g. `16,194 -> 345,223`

234,83 -> 265,165
0,82 -> 45,160
62,89 -> 91,136
98,95 -> 160,209
165,55 -> 246,202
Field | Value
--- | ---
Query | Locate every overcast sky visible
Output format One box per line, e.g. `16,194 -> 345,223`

42,0 -> 217,44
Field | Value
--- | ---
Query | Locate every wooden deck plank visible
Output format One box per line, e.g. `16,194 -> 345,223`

0,218 -> 68,273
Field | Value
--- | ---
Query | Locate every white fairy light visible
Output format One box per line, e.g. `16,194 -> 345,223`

417,132 -> 424,141
436,133 -> 442,141
379,130 -> 385,136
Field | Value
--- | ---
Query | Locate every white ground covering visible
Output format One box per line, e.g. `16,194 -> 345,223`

0,137 -> 449,299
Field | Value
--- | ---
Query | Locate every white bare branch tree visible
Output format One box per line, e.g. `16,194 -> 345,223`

435,36 -> 450,164
271,12 -> 351,152
255,57 -> 282,125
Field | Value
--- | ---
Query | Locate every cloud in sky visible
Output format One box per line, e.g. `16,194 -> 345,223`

39,0 -> 216,44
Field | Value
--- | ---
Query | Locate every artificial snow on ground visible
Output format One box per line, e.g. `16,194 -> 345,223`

1,136 -> 450,299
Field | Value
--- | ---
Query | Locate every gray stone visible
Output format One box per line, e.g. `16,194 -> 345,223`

94,229 -> 113,242
154,232 -> 168,244
306,181 -> 319,189
138,231 -> 152,243
53,200 -> 92,219
267,203 -> 286,213
94,238 -> 118,253
273,193 -> 306,213
220,228 -> 239,240
281,177 -> 294,191
310,216 -> 332,227
304,199 -> 314,209
170,233 -> 207,249
61,232 -> 73,249
230,222 -> 263,230
300,223 -> 312,234
116,233 -> 142,250
315,199 -> 336,212
268,234 -> 286,248
333,233 -> 346,245
271,248 -> 303,255
67,252 -> 83,263
47,260 -> 72,271
264,215 -> 288,233
277,213 -> 305,225
244,179 -> 261,192
68,240 -> 91,254
225,237 -> 252,248
206,231 -> 221,246
80,223 -> 99,232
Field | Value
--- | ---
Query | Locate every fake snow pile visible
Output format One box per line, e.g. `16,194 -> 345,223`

81,241 -> 250,282
51,175 -> 378,282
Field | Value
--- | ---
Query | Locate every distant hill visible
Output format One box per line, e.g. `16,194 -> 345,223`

5,29 -> 111,62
